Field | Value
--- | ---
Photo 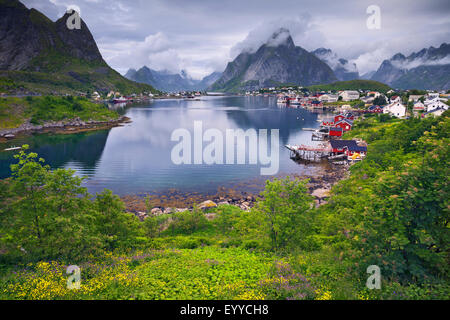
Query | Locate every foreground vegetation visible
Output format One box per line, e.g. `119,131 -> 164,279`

0,112 -> 448,300
0,96 -> 120,129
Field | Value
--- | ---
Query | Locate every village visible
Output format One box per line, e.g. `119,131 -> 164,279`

265,87 -> 450,166
245,86 -> 449,118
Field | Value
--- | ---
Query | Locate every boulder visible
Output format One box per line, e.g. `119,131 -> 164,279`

151,207 -> 163,216
217,201 -> 229,206
198,200 -> 217,210
134,211 -> 148,221
312,188 -> 330,199
163,207 -> 175,214
239,203 -> 250,211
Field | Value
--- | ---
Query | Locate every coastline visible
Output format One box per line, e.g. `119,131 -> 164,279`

0,115 -> 131,142
123,164 -> 349,220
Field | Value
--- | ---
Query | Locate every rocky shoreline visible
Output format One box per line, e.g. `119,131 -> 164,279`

124,165 -> 349,221
0,116 -> 131,141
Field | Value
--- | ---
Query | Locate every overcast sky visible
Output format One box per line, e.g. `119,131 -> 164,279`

22,0 -> 450,79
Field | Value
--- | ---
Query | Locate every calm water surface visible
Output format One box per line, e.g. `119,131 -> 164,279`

0,96 -> 327,195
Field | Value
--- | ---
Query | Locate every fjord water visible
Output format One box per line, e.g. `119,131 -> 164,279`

0,96 -> 323,195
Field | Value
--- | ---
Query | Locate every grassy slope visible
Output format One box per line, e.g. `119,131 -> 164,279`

0,66 -> 158,96
308,80 -> 391,93
0,96 -> 119,129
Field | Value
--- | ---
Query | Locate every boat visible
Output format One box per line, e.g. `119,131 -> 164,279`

184,95 -> 201,101
277,96 -> 288,104
111,96 -> 129,104
290,96 -> 301,105
4,146 -> 21,151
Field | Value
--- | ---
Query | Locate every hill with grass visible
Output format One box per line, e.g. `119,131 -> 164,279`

0,96 -> 120,130
0,0 -> 157,95
307,79 -> 391,93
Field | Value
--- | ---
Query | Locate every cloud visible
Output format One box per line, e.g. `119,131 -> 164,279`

314,49 -> 358,73
230,14 -> 325,58
351,47 -> 392,75
20,0 -> 450,79
391,55 -> 450,70
99,32 -> 184,75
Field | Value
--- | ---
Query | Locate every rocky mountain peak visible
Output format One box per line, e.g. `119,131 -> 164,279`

371,42 -> 450,90
210,30 -> 336,92
266,28 -> 294,48
312,47 -> 359,81
0,0 -> 105,71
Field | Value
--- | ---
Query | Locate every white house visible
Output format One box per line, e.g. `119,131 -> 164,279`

424,107 -> 446,117
408,95 -> 423,102
390,95 -> 401,104
427,92 -> 439,99
339,90 -> 360,101
384,102 -> 406,118
361,96 -> 375,104
413,101 -> 425,111
319,94 -> 339,103
424,98 -> 448,112
367,91 -> 382,98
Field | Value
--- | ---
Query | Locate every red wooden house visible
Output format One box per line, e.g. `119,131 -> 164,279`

321,118 -> 335,126
334,114 -> 346,123
344,112 -> 355,120
334,119 -> 353,132
346,145 -> 367,157
330,140 -> 358,154
329,127 -> 343,137
367,105 -> 383,113
329,140 -> 367,156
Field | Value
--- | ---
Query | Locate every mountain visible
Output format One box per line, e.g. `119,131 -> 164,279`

312,48 -> 359,81
197,71 -> 222,89
125,67 -> 222,92
360,70 -> 376,80
371,43 -> 450,90
210,28 -> 337,92
0,0 -> 156,94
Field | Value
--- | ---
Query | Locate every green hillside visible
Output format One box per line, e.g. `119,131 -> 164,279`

308,79 -> 391,93
0,96 -> 120,129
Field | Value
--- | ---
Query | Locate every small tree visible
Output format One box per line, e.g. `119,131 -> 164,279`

94,189 -> 143,249
3,146 -> 102,260
373,95 -> 387,106
255,177 -> 314,251
171,207 -> 208,235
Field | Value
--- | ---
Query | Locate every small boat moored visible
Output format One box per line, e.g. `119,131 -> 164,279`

4,146 -> 22,151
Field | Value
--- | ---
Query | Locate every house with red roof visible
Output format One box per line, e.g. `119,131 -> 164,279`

334,118 -> 353,132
